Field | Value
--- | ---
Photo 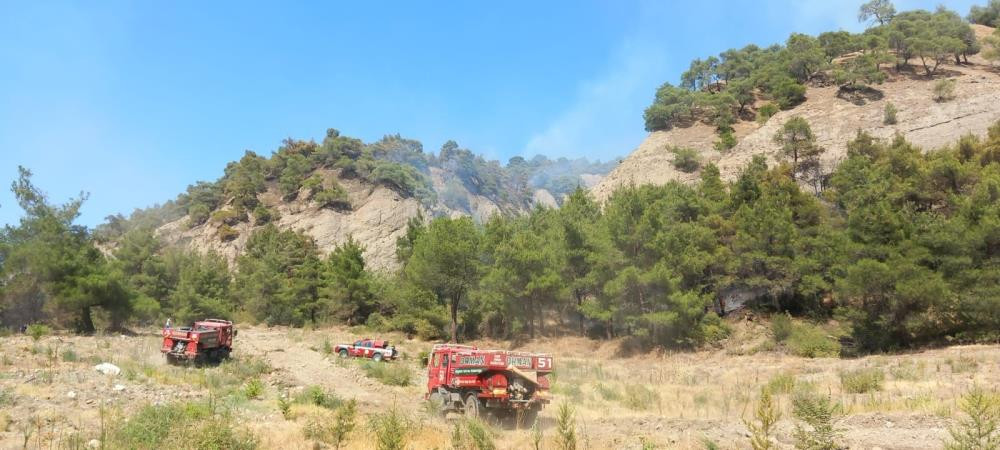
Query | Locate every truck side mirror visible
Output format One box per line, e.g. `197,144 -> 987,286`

234,330 -> 238,338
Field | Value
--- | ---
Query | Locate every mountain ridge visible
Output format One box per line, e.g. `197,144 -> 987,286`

98,133 -> 617,270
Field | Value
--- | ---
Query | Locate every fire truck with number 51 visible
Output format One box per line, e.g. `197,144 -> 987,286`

425,343 -> 552,425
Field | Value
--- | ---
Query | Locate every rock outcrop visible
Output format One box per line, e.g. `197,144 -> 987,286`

157,170 -> 422,271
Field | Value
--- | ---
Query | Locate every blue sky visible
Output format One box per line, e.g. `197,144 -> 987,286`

0,0 -> 979,227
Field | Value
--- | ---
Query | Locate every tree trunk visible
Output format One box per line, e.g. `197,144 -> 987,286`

576,289 -> 585,335
537,299 -> 546,336
791,150 -> 799,182
78,306 -> 95,334
449,297 -> 459,343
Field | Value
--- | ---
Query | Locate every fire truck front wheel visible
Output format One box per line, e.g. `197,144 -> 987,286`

463,394 -> 482,418
373,352 -> 384,362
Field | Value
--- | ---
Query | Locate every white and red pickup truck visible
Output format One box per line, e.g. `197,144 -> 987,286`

334,338 -> 398,362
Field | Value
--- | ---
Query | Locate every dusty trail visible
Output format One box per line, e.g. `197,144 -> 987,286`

238,328 -> 425,413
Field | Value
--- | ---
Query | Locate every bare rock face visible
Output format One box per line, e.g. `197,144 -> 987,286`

594,58 -> 1000,202
157,170 -> 422,272
532,189 -> 558,208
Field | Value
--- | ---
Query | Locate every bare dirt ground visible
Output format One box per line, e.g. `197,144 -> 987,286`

1,323 -> 997,449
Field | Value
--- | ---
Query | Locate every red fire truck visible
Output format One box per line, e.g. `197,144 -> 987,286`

161,319 -> 236,364
425,344 -> 552,425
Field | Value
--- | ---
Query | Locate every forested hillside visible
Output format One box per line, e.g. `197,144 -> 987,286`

6,123 -> 1000,353
3,1 -> 1000,357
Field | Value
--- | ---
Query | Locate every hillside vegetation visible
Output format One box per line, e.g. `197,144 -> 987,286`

602,11 -> 1000,211
6,122 -> 1000,353
92,131 -> 614,270
3,1 -> 1000,355
96,131 -> 615,242
643,4 -> 981,138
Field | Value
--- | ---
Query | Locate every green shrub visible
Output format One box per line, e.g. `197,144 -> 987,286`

787,324 -> 840,358
314,183 -> 351,209
757,103 -> 779,123
0,389 -> 15,407
295,385 -> 342,409
211,209 -> 242,226
595,383 -> 621,401
277,393 -> 292,420
222,357 -> 272,381
243,378 -> 264,400
368,406 -> 412,450
934,79 -> 957,102
771,79 -> 807,109
359,361 -> 411,387
252,206 -> 279,225
303,399 -> 357,449
944,386 -> 1000,450
840,368 -> 884,394
670,146 -> 701,173
26,324 -> 49,341
745,388 -> 780,450
889,361 -> 925,381
771,313 -> 793,342
451,418 -> 496,450
622,384 -> 660,411
555,402 -> 577,450
714,130 -> 737,152
791,391 -> 842,450
765,372 -> 796,395
108,401 -> 257,449
948,356 -> 980,374
187,203 -> 211,228
531,418 -> 544,450
218,224 -> 240,242
553,382 -> 583,402
61,348 -> 78,362
302,174 -> 324,194
883,102 -> 898,125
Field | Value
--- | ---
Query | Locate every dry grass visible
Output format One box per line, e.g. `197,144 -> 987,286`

1,325 -> 999,449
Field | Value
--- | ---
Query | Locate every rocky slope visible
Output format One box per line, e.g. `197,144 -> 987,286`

593,25 -> 1000,201
156,169 -> 421,271
155,167 -> 603,271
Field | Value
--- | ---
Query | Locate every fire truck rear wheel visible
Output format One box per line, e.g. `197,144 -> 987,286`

339,349 -> 348,358
463,394 -> 482,418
